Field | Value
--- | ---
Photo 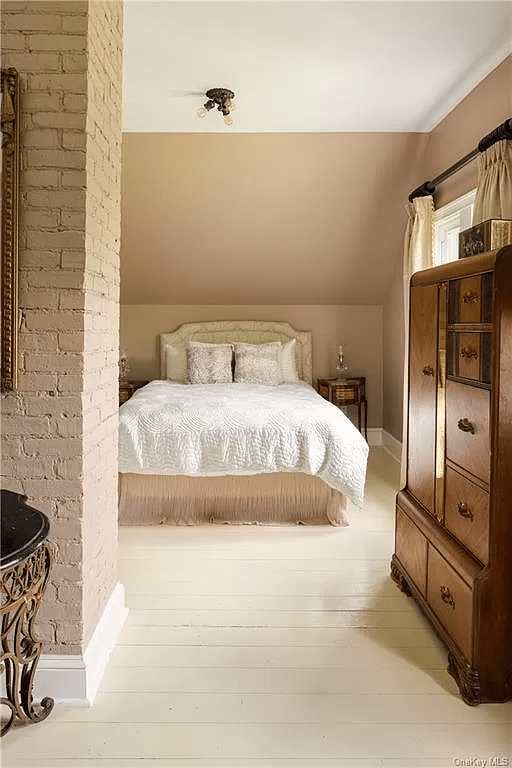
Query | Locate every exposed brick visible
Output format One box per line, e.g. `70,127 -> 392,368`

28,34 -> 87,52
26,188 -> 86,209
62,130 -> 86,150
1,33 -> 27,50
24,437 -> 81,458
25,149 -> 85,170
27,269 -> 83,290
62,53 -> 87,72
61,15 -> 88,34
24,169 -> 60,188
2,13 -> 62,32
7,51 -> 61,71
22,92 -> 62,112
33,111 -> 86,130
24,394 -> 81,417
23,479 -> 82,501
24,311 -> 83,332
17,372 -> 58,392
23,209 -> 60,228
62,93 -> 87,112
27,230 -> 85,251
23,129 -> 59,148
3,0 -> 123,657
18,330 -> 59,352
24,352 -> 83,373
18,288 -> 60,309
2,415 -> 50,437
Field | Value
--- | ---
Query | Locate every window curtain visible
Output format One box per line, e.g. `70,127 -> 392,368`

472,140 -> 512,224
400,195 -> 434,488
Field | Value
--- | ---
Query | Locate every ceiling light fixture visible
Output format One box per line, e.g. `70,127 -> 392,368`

197,88 -> 235,126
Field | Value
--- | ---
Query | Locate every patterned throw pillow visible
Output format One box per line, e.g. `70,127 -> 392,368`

186,342 -> 233,384
234,342 -> 281,385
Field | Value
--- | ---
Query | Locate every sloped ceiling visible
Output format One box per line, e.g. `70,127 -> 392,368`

120,2 -> 512,306
121,131 -> 426,304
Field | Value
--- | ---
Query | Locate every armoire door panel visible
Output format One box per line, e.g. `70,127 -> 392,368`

407,284 -> 438,515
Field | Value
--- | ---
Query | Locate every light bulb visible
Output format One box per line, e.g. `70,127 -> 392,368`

197,106 -> 208,118
223,113 -> 233,126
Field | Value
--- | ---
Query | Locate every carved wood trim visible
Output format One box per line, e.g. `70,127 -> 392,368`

447,652 -> 481,706
1,67 -> 20,392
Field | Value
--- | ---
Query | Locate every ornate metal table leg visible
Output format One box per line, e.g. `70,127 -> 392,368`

1,542 -> 55,736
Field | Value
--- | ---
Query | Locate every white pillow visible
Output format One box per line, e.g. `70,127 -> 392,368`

280,338 -> 300,383
165,344 -> 187,382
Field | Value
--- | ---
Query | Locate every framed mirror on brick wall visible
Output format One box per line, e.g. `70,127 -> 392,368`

1,66 -> 20,392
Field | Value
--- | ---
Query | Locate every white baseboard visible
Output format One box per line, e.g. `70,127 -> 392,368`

364,427 -> 402,464
366,427 -> 382,447
381,430 -> 402,464
35,581 -> 128,707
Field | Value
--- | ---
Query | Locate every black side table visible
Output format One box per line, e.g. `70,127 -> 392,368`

1,489 -> 55,736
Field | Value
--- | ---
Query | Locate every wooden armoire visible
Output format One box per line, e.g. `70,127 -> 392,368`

391,245 -> 512,705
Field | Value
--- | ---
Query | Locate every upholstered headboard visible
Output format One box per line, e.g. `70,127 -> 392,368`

160,320 -> 313,384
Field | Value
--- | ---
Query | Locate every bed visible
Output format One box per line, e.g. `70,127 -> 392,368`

118,320 -> 368,526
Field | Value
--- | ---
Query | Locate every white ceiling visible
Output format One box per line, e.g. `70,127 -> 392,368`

123,1 -> 512,133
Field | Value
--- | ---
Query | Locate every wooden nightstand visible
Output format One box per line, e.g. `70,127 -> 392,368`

119,380 -> 148,405
317,377 -> 368,439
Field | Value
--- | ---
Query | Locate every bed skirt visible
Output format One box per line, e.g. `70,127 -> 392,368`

118,472 -> 348,526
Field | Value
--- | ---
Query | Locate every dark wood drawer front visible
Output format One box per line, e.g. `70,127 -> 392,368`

395,507 -> 427,597
447,331 -> 492,385
446,380 -> 490,484
448,273 -> 494,324
332,384 -> 358,405
427,545 -> 473,662
444,466 -> 489,564
450,276 -> 482,323
456,332 -> 481,381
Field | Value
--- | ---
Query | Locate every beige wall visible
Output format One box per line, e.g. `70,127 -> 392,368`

1,1 -> 123,654
121,304 -> 383,429
382,54 -> 512,442
120,132 -> 422,306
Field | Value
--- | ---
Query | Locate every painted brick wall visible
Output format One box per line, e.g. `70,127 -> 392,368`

0,0 -> 122,654
81,0 -> 122,647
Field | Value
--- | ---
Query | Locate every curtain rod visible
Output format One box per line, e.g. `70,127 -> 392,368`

408,117 -> 512,202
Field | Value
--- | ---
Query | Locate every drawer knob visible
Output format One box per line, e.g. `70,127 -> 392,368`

457,501 -> 473,520
457,418 -> 475,434
462,291 -> 480,304
460,347 -> 478,360
440,585 -> 456,609
422,366 -> 434,377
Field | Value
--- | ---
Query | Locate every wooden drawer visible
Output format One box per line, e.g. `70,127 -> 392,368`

331,383 -> 358,405
448,273 -> 493,324
395,506 -> 427,596
447,331 -> 492,385
427,545 -> 474,662
444,466 -> 489,564
446,380 -> 490,484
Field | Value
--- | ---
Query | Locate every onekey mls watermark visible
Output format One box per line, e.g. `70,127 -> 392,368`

453,759 -> 510,767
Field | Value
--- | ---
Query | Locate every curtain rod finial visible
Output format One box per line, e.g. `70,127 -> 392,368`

409,181 -> 436,203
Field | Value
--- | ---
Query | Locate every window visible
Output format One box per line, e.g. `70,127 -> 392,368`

433,189 -> 476,266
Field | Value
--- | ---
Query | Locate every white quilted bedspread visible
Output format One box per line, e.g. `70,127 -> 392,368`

118,381 -> 369,507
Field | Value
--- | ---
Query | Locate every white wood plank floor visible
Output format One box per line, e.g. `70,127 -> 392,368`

3,448 -> 512,767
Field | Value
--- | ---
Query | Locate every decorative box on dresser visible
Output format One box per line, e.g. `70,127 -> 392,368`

391,245 -> 512,705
